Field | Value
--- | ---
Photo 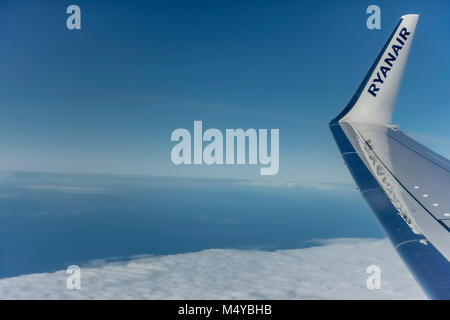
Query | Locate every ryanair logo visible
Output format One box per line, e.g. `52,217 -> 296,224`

367,27 -> 411,97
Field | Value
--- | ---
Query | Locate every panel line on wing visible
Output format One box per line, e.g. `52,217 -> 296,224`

395,238 -> 426,249
387,131 -> 450,173
357,128 -> 450,233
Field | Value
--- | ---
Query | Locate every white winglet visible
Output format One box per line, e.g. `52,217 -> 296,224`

340,14 -> 419,125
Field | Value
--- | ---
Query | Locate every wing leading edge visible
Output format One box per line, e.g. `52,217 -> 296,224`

330,15 -> 450,299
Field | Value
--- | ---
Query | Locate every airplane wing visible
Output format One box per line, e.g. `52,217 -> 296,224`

330,14 -> 450,299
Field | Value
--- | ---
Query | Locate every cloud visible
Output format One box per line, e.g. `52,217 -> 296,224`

235,180 -> 349,191
0,239 -> 425,299
0,238 -> 425,300
19,185 -> 111,194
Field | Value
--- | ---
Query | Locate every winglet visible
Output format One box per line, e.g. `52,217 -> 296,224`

333,14 -> 419,125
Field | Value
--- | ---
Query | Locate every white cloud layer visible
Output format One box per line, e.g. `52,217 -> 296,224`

0,238 -> 425,300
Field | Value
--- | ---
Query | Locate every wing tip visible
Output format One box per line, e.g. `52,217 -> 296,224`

331,14 -> 419,126
401,14 -> 419,19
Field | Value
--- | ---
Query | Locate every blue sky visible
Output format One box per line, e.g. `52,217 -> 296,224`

0,0 -> 448,183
